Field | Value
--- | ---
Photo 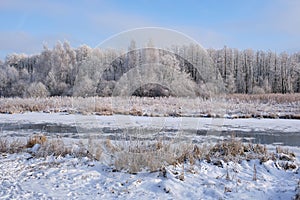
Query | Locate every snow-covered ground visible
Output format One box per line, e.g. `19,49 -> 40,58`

0,112 -> 300,199
1,150 -> 299,199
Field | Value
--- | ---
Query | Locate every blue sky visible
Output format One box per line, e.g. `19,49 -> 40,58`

1,0 -> 300,59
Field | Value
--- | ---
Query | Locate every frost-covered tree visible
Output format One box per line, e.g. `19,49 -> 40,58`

43,41 -> 77,96
0,68 -> 8,96
25,82 -> 49,97
73,75 -> 96,97
1,40 -> 300,97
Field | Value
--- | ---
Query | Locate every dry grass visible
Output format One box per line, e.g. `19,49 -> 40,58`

0,138 -> 25,154
33,137 -> 102,160
26,135 -> 47,148
295,180 -> 300,200
0,94 -> 299,118
225,93 -> 300,104
0,134 -> 298,175
34,138 -> 72,157
86,137 -> 103,161
112,140 -> 179,173
0,138 -> 9,152
207,138 -> 272,163
105,136 -> 296,174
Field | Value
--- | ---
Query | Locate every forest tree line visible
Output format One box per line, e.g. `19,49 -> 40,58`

0,41 -> 299,98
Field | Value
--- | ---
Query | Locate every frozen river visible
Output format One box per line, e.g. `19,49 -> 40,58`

0,112 -> 300,146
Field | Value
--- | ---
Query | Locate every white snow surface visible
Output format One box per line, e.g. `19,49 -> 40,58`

1,152 -> 299,200
1,112 -> 300,199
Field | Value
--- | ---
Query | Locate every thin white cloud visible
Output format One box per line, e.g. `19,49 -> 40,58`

0,0 -> 71,16
0,31 -> 41,55
265,0 -> 300,35
0,31 -> 77,59
172,26 -> 227,49
228,0 -> 300,36
88,11 -> 156,33
199,0 -> 300,51
2,0 -> 299,56
0,0 -> 157,54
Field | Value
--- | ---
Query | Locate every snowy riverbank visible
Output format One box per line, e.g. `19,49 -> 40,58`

0,112 -> 300,199
1,149 -> 299,199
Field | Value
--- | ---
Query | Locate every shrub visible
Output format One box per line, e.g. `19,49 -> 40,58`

35,138 -> 71,157
0,138 -> 24,153
25,82 -> 49,98
26,135 -> 47,148
252,86 -> 265,94
0,138 -> 8,153
208,138 -> 270,163
112,140 -> 183,173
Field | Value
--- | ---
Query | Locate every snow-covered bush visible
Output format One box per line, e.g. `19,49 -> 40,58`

25,82 -> 49,98
73,76 -> 96,97
252,86 -> 265,94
